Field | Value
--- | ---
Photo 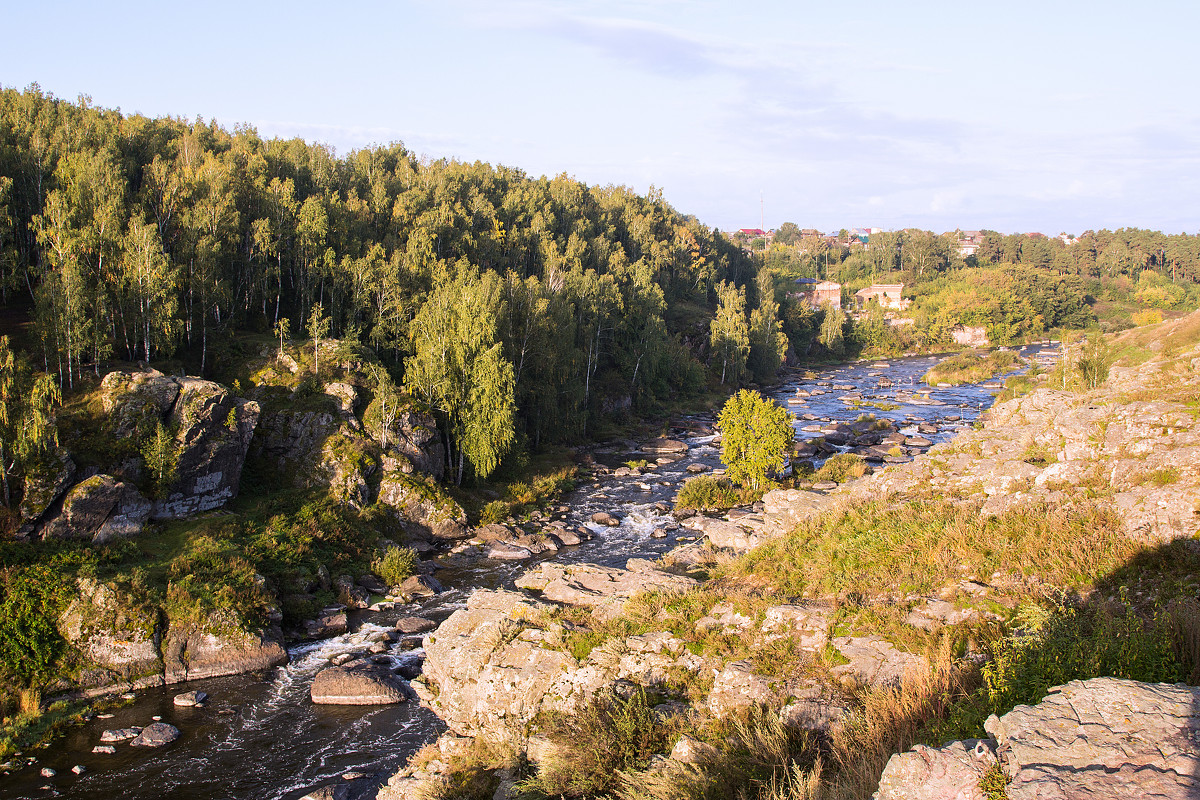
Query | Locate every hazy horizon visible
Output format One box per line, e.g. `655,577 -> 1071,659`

3,0 -> 1197,237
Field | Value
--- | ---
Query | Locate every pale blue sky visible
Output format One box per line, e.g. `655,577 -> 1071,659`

3,0 -> 1197,235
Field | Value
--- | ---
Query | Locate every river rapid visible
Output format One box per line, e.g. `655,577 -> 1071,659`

2,347 -> 1056,800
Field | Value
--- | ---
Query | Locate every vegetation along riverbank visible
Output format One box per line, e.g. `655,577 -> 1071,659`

0,86 -> 1198,797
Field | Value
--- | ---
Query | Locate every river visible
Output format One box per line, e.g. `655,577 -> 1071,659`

1,347 -> 1054,800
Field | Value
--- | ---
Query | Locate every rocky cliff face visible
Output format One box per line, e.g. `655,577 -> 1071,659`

24,370 -> 261,538
155,377 -> 261,518
248,347 -> 447,512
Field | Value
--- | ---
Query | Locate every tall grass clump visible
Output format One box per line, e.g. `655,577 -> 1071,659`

728,500 -> 1135,600
523,690 -> 674,798
813,454 -> 868,484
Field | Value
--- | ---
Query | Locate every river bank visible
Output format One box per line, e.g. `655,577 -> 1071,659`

0,348 -> 1042,800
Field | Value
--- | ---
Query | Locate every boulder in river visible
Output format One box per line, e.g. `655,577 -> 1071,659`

590,511 -> 621,527
100,727 -> 142,742
162,618 -> 288,684
300,784 -> 350,800
395,616 -> 437,635
131,722 -> 181,747
486,541 -> 534,560
306,609 -> 348,639
398,574 -> 444,598
173,690 -> 208,707
311,661 -> 411,705
642,438 -> 688,455
542,523 -> 589,546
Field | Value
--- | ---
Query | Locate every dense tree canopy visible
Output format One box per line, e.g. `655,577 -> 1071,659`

0,86 -> 790,479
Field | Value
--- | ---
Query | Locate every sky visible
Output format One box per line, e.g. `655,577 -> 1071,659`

2,0 -> 1198,235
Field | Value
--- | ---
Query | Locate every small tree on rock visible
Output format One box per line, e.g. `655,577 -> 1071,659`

274,317 -> 291,359
718,389 -> 793,492
308,303 -> 330,375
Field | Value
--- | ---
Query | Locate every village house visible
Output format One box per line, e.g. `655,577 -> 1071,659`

953,230 -> 985,258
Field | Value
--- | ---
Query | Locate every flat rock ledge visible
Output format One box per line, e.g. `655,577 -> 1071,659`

514,562 -> 697,620
875,677 -> 1200,800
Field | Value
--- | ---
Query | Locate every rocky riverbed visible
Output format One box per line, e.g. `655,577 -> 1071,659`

1,349 -> 1044,800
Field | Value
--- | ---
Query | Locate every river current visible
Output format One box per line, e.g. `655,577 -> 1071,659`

1,347 -> 1056,800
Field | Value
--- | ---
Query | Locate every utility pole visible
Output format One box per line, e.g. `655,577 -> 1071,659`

760,193 -> 764,232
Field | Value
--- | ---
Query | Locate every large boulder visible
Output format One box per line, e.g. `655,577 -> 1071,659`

99,369 -> 181,439
876,677 -> 1200,799
18,447 -> 76,523
683,515 -> 762,553
874,739 -> 998,800
514,562 -> 698,620
155,377 -> 260,519
311,661 -> 411,705
162,614 -> 287,683
59,578 -> 162,683
377,472 -> 466,536
419,589 -> 579,736
130,722 -> 180,748
41,474 -> 152,543
761,488 -> 840,537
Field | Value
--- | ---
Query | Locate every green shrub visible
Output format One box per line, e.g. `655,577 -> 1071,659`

372,545 -> 417,587
676,475 -> 741,511
479,500 -> 508,525
926,599 -> 1192,745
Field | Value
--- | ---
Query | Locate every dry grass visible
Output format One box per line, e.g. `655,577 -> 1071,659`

824,637 -> 972,800
413,735 -> 520,800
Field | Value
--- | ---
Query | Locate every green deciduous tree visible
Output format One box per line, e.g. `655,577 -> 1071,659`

718,389 -> 793,491
818,306 -> 846,357
748,270 -> 788,382
366,362 -> 401,450
709,281 -> 749,385
405,270 -> 516,483
141,421 -> 179,499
